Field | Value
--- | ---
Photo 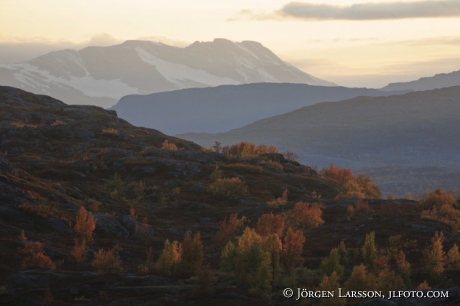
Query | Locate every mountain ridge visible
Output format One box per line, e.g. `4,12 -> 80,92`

382,69 -> 460,91
111,82 -> 410,135
0,39 -> 334,108
178,86 -> 460,196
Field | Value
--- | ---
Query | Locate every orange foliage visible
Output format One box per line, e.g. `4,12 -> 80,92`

282,227 -> 306,272
321,163 -> 382,199
209,177 -> 248,200
287,202 -> 325,231
421,204 -> 460,231
347,199 -> 374,219
256,213 -> 286,237
74,206 -> 96,241
71,237 -> 87,262
20,232 -> 56,270
267,190 -> 288,209
180,232 -> 204,277
101,127 -> 119,135
161,140 -> 178,150
322,163 -> 354,185
92,245 -> 124,275
224,142 -> 278,158
422,189 -> 457,210
215,213 -> 247,244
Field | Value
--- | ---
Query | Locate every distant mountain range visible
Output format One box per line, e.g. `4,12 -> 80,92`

111,83 -> 409,135
179,86 -> 460,196
0,39 -> 334,108
382,69 -> 460,91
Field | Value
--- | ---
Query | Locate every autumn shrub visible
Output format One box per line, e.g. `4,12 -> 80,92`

266,190 -> 288,209
348,199 -> 374,219
322,163 -> 354,185
321,164 -> 382,199
215,213 -> 247,245
287,202 -> 324,232
344,264 -> 375,295
362,232 -> 377,267
225,142 -> 277,158
20,231 -> 56,270
92,245 -> 123,275
417,280 -> 431,290
157,240 -> 182,276
235,228 -> 273,298
375,268 -> 405,293
179,232 -> 204,277
421,189 -> 457,210
71,237 -> 87,262
446,244 -> 460,269
420,190 -> 460,230
421,204 -> 460,231
256,213 -> 286,237
282,227 -> 306,273
74,206 -> 96,241
101,127 -> 119,136
262,234 -> 283,282
320,247 -> 344,278
208,177 -> 248,200
422,231 -> 445,279
161,140 -> 178,150
318,271 -> 346,306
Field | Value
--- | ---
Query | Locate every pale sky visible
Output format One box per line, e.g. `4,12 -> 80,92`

1,0 -> 460,87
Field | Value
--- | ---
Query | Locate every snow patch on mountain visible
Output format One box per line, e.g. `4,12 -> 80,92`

13,63 -> 139,99
135,47 -> 239,87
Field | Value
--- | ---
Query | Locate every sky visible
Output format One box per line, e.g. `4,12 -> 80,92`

1,0 -> 460,88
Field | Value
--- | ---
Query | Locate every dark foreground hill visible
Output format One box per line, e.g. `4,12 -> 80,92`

1,87 -> 459,305
179,86 -> 460,197
112,83 -> 409,135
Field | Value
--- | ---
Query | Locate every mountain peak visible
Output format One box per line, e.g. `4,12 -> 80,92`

0,38 -> 334,107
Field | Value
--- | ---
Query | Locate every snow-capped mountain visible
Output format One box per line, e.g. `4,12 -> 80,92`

0,39 -> 335,108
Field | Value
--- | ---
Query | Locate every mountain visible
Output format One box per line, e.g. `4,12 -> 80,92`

0,39 -> 334,108
111,83 -> 409,135
179,86 -> 460,196
382,69 -> 460,91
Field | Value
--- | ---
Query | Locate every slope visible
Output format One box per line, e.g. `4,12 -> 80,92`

179,86 -> 460,196
112,83 -> 409,135
382,69 -> 460,92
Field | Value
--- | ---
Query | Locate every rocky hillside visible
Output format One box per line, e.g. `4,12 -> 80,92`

180,86 -> 460,196
0,39 -> 334,108
1,87 -> 459,306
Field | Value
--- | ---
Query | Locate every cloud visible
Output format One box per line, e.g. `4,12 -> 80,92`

86,33 -> 122,47
279,0 -> 460,20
